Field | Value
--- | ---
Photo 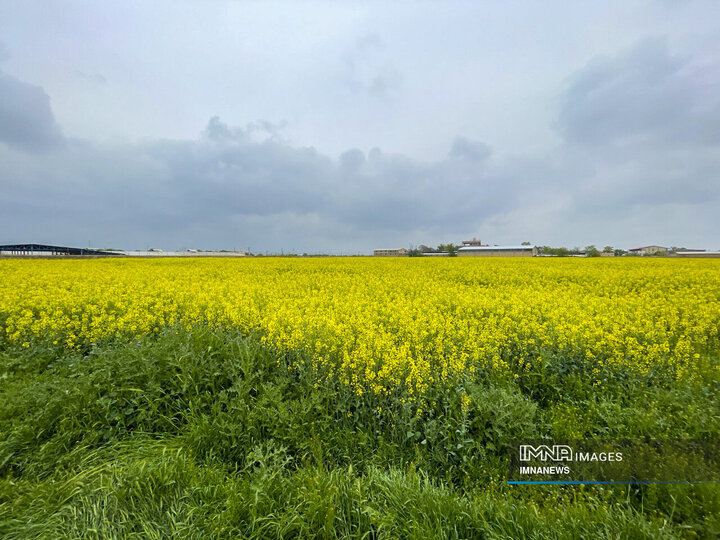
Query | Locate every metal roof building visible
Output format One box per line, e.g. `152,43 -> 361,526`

457,245 -> 537,257
0,244 -> 121,256
674,251 -> 720,258
628,245 -> 667,256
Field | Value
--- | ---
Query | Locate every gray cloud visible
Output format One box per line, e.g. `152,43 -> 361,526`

0,70 -> 65,152
450,137 -> 493,161
1,22 -> 719,252
552,37 -> 720,225
558,37 -> 720,148
0,109 -> 513,250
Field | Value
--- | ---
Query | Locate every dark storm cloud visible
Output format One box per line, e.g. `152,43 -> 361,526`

0,70 -> 65,152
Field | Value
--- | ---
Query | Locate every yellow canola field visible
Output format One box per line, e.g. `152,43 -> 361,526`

1,257 -> 719,395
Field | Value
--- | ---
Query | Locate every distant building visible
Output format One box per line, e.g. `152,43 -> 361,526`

373,248 -> 409,257
461,237 -> 486,247
0,243 -> 119,256
628,245 -> 667,256
674,251 -> 720,258
119,250 -> 246,257
457,245 -> 537,257
600,251 -> 615,257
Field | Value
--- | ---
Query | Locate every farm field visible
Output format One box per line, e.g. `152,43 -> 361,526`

1,257 -> 719,538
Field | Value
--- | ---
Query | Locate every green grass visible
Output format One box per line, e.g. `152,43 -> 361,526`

1,328 -> 718,538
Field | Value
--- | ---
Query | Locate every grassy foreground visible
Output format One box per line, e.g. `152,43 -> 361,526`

1,328 -> 718,538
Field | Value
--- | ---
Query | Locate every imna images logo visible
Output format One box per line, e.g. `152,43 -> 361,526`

518,444 -> 623,462
519,444 -> 573,461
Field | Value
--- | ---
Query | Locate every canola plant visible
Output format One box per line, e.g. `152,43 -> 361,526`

1,257 -> 718,396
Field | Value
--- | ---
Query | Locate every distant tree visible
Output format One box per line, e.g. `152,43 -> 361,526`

538,246 -> 572,256
585,245 -> 601,257
521,241 -> 531,245
613,249 -> 626,257
438,243 -> 458,256
418,244 -> 436,253
408,248 -> 423,257
603,245 -> 613,253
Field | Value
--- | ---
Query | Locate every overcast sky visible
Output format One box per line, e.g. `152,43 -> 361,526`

1,1 -> 719,252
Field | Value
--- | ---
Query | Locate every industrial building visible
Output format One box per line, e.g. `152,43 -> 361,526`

628,245 -> 667,256
674,251 -> 720,258
461,238 -> 486,247
373,248 -> 408,257
115,250 -> 246,257
0,243 -> 120,256
457,245 -> 537,257
0,244 -> 247,257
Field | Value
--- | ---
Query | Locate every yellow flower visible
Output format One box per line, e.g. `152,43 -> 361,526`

1,256 -> 718,400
